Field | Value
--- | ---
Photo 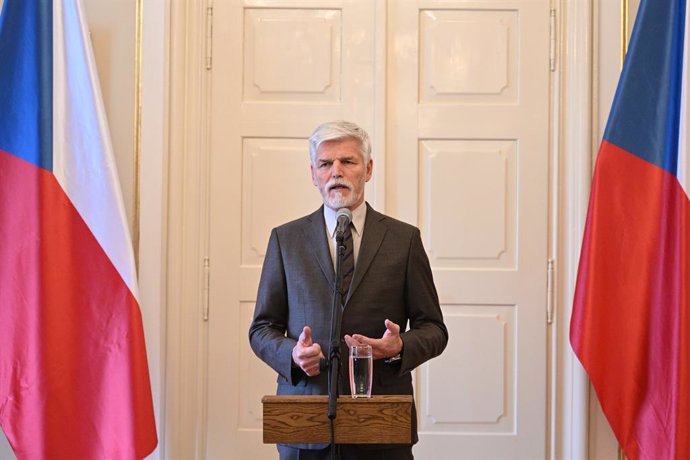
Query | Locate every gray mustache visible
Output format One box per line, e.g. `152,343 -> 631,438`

327,180 -> 352,191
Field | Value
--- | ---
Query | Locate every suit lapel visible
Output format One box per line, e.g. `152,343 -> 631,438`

345,204 -> 387,304
302,206 -> 335,285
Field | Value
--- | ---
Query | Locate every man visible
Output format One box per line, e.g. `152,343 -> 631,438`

249,121 -> 448,459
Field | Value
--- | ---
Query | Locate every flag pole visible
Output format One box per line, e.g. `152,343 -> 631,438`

132,0 -> 143,270
620,0 -> 630,66
617,3 -> 629,458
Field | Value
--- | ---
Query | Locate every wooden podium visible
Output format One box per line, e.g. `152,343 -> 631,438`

262,395 -> 413,445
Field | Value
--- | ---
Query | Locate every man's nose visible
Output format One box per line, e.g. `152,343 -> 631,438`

330,161 -> 344,177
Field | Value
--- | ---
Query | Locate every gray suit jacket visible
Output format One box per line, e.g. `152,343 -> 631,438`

249,203 -> 448,446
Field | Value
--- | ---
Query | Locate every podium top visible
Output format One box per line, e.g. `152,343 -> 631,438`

261,395 -> 413,445
261,395 -> 412,404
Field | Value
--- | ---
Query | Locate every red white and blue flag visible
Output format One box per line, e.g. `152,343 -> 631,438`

571,0 -> 690,458
0,0 -> 157,458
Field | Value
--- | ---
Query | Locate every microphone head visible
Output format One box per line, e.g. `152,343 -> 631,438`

336,208 -> 353,225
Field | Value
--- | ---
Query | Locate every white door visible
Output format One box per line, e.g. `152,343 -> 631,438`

204,1 -> 549,458
206,1 -> 379,458
387,2 -> 549,459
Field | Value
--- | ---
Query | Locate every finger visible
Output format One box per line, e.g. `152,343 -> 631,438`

304,352 -> 324,371
350,334 -> 371,345
306,343 -> 324,359
303,358 -> 320,370
385,319 -> 400,335
312,343 -> 325,360
299,326 -> 313,346
298,327 -> 307,344
299,348 -> 318,362
308,361 -> 321,372
344,335 -> 357,348
305,365 -> 321,377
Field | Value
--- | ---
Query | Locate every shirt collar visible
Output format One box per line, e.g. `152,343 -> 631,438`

324,202 -> 366,238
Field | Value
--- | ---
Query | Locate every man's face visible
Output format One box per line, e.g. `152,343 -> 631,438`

310,138 -> 373,211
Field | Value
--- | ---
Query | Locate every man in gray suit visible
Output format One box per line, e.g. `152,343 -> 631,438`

249,121 -> 448,459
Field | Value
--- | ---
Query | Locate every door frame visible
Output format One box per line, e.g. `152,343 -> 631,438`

162,1 -> 211,459
159,1 -> 595,458
550,1 -> 594,459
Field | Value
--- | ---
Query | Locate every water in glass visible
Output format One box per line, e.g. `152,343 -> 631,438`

349,344 -> 373,398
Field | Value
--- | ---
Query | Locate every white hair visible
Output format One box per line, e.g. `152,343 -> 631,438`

308,120 -> 372,165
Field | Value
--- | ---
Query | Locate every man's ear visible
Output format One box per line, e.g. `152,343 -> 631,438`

365,159 -> 373,181
310,164 -> 317,186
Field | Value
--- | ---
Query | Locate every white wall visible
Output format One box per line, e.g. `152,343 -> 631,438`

83,0 -> 137,228
138,0 -> 167,458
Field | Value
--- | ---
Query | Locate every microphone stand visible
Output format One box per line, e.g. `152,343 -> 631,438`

325,229 -> 346,460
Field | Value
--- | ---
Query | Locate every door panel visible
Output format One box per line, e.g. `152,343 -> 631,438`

388,2 -> 549,459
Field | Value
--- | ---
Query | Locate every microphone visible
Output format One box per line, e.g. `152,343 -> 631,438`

335,208 -> 352,240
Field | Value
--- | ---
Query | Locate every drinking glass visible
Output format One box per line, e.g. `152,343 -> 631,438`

349,344 -> 373,398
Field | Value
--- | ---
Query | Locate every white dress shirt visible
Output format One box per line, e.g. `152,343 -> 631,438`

323,202 -> 367,269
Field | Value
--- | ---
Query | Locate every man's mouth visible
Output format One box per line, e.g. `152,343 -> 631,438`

328,183 -> 350,192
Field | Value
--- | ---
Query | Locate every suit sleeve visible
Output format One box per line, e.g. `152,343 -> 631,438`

398,228 -> 448,374
248,228 -> 300,384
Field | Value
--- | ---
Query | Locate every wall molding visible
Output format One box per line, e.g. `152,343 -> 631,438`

163,0 -> 212,458
552,1 -> 594,459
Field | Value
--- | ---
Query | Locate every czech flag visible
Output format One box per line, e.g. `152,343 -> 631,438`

571,0 -> 690,458
0,1 -> 157,458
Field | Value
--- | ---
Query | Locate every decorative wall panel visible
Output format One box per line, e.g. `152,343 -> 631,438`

419,9 -> 518,104
244,9 -> 341,101
241,138 -> 322,265
419,304 -> 516,434
419,140 -> 517,269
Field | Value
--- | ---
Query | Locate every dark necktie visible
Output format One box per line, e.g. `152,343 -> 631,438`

340,224 -> 354,302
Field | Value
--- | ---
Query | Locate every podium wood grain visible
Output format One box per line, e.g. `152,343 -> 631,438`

261,395 -> 412,444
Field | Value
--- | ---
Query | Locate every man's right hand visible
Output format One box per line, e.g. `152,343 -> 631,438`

292,326 -> 325,377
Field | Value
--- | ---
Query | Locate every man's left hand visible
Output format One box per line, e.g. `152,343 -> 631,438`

344,319 -> 403,360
